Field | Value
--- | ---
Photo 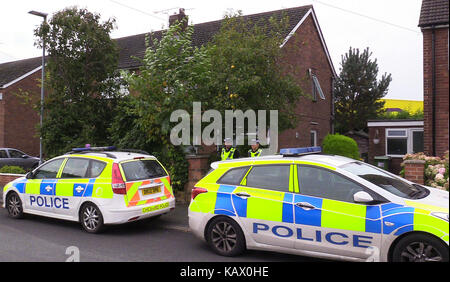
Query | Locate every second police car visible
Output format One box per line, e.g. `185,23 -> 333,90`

188,147 -> 449,262
3,146 -> 175,233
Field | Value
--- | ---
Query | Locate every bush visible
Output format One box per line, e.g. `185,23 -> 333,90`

0,165 -> 26,174
322,134 -> 360,160
402,151 -> 449,191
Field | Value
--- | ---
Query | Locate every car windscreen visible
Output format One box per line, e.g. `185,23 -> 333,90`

121,159 -> 167,181
341,162 -> 427,199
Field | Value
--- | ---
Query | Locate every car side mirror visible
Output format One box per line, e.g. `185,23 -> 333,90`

353,191 -> 374,204
21,155 -> 29,159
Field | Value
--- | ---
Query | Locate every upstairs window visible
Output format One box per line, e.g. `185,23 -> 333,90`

311,74 -> 326,101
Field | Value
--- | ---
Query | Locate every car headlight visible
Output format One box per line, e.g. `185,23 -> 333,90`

431,212 -> 449,221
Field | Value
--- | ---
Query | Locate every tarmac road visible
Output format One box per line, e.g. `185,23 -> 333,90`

0,207 -> 323,262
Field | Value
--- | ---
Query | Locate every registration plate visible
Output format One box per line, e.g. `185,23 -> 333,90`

142,186 -> 160,196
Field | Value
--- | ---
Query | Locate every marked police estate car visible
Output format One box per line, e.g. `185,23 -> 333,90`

3,147 -> 175,233
188,147 -> 449,262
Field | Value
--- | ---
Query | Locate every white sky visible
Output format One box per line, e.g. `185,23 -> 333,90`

0,0 -> 424,100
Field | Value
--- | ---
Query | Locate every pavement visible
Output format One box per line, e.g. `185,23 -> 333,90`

0,187 -> 190,231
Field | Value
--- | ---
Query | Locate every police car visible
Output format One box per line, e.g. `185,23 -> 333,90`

188,147 -> 449,262
3,146 -> 175,233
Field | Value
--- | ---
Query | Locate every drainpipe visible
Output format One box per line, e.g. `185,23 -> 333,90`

431,26 -> 436,156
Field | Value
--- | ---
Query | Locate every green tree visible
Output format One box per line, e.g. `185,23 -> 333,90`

334,47 -> 392,133
33,7 -> 122,157
206,11 -> 303,132
110,19 -> 210,190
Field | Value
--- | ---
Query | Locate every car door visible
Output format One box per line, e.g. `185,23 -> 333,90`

7,149 -> 28,169
54,157 -> 93,218
294,164 -> 383,260
231,164 -> 295,249
24,158 -> 65,214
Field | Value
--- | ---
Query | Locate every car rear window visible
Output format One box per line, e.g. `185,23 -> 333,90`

121,159 -> 167,181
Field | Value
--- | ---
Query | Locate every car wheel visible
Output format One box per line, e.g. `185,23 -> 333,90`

6,192 -> 24,219
206,216 -> 246,257
80,203 -> 104,234
392,233 -> 448,262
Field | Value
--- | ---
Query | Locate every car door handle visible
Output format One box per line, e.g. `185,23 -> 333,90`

234,192 -> 251,199
295,202 -> 316,210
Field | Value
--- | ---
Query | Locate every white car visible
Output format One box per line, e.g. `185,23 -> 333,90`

3,147 -> 175,233
188,147 -> 449,262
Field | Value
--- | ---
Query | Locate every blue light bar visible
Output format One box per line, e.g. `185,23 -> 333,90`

280,146 -> 321,156
72,146 -> 116,152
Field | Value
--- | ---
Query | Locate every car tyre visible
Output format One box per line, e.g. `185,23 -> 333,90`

80,203 -> 104,234
392,233 -> 448,262
6,192 -> 24,219
206,216 -> 246,257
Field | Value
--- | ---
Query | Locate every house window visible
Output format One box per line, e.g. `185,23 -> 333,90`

385,128 -> 424,157
312,74 -> 325,101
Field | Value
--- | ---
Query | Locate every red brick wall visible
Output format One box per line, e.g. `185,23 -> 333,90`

0,173 -> 25,188
403,160 -> 425,185
278,14 -> 333,149
1,70 -> 41,157
422,27 -> 449,157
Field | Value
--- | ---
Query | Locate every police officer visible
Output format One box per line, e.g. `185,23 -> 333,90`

248,139 -> 262,157
221,138 -> 239,160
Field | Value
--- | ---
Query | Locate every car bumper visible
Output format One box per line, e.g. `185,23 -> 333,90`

188,207 -> 214,241
102,197 -> 176,224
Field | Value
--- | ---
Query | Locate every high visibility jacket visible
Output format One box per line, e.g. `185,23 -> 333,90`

248,148 -> 262,157
221,147 -> 236,161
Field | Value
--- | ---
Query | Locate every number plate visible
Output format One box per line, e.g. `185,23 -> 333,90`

142,186 -> 160,195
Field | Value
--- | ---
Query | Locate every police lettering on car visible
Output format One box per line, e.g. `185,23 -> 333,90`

188,146 -> 449,262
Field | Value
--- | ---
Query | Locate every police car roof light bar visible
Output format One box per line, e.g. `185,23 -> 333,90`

280,146 -> 322,156
71,146 -> 117,152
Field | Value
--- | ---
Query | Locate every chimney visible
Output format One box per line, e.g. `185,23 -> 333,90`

169,8 -> 188,30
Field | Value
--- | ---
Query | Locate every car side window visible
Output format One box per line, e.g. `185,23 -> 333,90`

61,158 -> 90,178
245,165 -> 290,192
34,158 -> 65,179
0,150 -> 7,158
217,166 -> 249,186
8,149 -> 24,158
298,165 -> 365,203
89,160 -> 107,178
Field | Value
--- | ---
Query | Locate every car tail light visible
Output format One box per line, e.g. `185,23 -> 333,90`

191,187 -> 207,200
112,163 -> 126,194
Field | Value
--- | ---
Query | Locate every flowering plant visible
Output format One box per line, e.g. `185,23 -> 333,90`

402,151 -> 449,190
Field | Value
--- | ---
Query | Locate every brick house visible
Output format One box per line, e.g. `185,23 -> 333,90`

0,5 -> 335,156
0,57 -> 43,156
418,0 -> 449,157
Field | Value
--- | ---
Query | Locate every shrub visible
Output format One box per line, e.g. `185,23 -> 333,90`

0,165 -> 26,174
322,134 -> 360,160
401,151 -> 449,191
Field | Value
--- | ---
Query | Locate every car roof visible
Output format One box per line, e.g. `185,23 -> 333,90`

61,151 -> 157,162
212,153 -> 356,169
